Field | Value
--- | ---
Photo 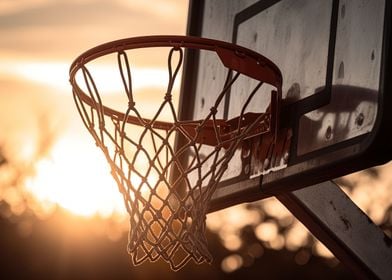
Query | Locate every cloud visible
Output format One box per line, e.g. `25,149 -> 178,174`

115,0 -> 188,20
0,0 -> 188,59
0,1 -> 136,29
0,0 -> 187,29
0,0 -> 51,16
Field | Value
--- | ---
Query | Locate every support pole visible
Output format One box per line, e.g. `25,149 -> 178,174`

277,181 -> 392,279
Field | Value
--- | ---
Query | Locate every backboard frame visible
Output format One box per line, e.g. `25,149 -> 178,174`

178,0 -> 392,212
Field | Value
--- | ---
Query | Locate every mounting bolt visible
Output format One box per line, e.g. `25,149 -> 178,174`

241,142 -> 251,158
263,158 -> 270,170
355,113 -> 364,127
325,126 -> 333,140
244,163 -> 250,175
283,152 -> 289,163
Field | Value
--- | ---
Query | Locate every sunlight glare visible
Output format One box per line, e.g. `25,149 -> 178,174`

221,254 -> 243,273
255,221 -> 278,242
313,241 -> 334,259
0,60 -> 172,95
25,137 -> 126,217
285,221 -> 309,251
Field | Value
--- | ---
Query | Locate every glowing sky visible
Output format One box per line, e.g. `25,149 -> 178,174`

0,0 -> 188,217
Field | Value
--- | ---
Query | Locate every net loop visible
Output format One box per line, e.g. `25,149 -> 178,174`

118,50 -> 134,104
167,47 -> 183,95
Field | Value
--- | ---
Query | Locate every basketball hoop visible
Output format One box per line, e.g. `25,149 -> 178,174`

69,36 -> 282,270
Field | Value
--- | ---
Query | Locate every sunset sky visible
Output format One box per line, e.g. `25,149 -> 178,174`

0,0 -> 188,217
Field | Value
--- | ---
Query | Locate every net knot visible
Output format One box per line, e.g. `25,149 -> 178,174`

164,93 -> 172,102
128,101 -> 136,108
210,107 -> 217,114
155,211 -> 162,219
208,179 -> 216,187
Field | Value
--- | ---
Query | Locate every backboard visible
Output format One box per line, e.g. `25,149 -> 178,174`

179,0 -> 392,211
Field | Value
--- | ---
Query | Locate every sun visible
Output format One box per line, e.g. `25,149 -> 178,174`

25,136 -> 126,218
